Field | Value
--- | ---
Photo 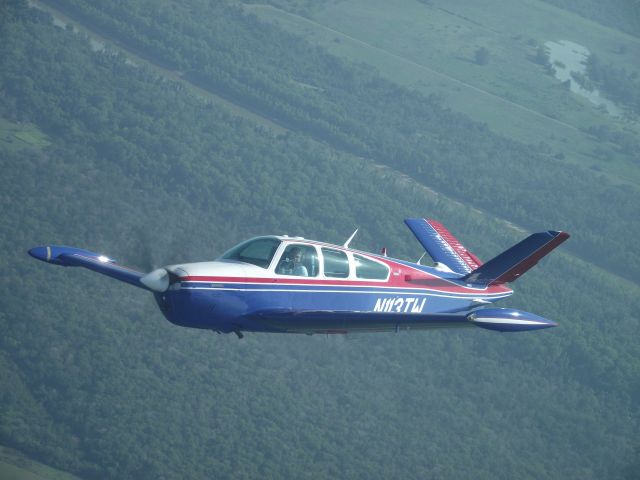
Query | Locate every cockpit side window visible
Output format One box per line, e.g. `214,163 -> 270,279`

275,244 -> 318,277
322,248 -> 349,278
219,238 -> 281,268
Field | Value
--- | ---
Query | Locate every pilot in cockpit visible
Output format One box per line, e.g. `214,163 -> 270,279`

277,246 -> 308,276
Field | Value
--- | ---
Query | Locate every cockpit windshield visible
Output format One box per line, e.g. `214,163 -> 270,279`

218,237 -> 281,269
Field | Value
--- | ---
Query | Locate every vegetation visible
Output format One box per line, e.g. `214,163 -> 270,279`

1,1 -> 639,479
540,0 -> 640,38
533,45 -> 554,73
0,118 -> 50,152
35,0 -> 640,283
248,0 -> 640,187
586,54 -> 640,118
474,47 -> 490,65
0,446 -> 81,480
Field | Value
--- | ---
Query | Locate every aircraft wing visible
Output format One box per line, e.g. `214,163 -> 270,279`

246,309 -> 473,334
28,245 -> 148,289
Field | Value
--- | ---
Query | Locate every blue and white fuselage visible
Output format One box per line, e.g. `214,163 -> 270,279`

29,219 -> 569,336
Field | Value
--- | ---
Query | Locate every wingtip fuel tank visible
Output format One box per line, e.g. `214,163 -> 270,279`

28,245 -> 114,266
468,308 -> 557,332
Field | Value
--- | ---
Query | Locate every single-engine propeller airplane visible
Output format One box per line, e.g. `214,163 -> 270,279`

29,218 -> 569,337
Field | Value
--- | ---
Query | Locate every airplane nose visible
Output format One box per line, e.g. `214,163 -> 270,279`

140,268 -> 170,292
28,246 -> 49,262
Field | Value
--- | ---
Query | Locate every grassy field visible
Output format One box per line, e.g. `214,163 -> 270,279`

245,0 -> 640,186
0,446 -> 82,480
0,118 -> 50,152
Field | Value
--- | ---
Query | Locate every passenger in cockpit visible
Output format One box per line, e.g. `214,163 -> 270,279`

278,246 -> 308,276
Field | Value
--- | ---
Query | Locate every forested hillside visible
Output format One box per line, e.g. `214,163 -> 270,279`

541,0 -> 640,38
1,1 -> 639,479
42,0 -> 640,283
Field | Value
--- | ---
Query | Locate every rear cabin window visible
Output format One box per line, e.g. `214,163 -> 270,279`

219,237 -> 281,269
322,248 -> 349,278
354,254 -> 389,280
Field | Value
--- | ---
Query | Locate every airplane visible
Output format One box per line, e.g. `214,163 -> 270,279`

28,218 -> 569,338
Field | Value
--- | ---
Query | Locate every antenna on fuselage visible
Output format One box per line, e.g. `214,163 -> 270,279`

417,252 -> 426,265
343,228 -> 358,248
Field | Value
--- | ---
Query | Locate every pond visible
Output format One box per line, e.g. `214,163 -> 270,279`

545,40 -> 623,117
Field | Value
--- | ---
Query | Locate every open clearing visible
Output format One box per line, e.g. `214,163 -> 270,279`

0,446 -> 82,480
0,118 -> 50,152
246,0 -> 640,187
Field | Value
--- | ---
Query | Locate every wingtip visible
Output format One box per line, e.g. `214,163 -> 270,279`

549,230 -> 570,241
28,246 -> 50,262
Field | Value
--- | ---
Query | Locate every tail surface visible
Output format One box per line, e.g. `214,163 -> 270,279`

405,218 -> 569,285
404,218 -> 482,274
463,230 -> 569,286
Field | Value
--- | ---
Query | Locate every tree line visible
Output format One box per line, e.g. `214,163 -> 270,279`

1,2 -> 639,479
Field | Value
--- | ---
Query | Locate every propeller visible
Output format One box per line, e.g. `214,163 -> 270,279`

140,268 -> 170,292
130,227 -> 182,293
